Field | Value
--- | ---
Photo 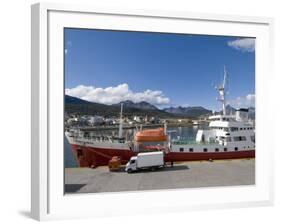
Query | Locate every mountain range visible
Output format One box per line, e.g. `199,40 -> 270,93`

65,95 -> 170,118
163,106 -> 212,117
113,100 -> 158,110
65,95 -> 212,118
65,95 -> 255,119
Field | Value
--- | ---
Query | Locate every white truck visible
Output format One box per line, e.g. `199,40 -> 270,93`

125,151 -> 164,173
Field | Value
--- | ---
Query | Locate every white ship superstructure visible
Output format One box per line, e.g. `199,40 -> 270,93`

171,67 -> 255,154
171,111 -> 255,153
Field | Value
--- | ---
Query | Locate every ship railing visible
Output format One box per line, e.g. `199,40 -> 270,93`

74,135 -> 131,144
74,135 -> 114,142
172,140 -> 219,145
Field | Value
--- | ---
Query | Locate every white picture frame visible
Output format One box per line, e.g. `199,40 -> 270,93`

31,2 -> 274,221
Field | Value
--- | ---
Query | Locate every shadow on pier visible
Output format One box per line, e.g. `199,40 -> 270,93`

65,184 -> 87,193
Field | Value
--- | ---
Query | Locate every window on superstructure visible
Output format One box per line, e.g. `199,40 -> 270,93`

234,136 -> 247,141
250,136 -> 255,143
180,148 -> 184,152
204,148 -> 208,152
226,137 -> 232,142
230,127 -> 238,132
189,148 -> 193,152
215,148 -> 219,152
224,148 -> 227,152
235,147 -> 238,151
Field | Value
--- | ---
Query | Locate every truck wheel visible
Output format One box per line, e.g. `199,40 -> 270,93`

127,169 -> 132,173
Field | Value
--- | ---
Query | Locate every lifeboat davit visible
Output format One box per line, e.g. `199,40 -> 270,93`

134,128 -> 168,142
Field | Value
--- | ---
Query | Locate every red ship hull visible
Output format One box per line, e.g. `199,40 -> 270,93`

71,144 -> 255,167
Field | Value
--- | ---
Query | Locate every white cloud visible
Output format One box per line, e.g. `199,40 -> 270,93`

65,83 -> 170,106
227,38 -> 255,52
228,93 -> 255,108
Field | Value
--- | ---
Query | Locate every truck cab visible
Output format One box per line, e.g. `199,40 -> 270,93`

125,156 -> 137,173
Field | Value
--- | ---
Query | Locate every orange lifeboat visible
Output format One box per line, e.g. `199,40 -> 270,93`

134,128 -> 168,142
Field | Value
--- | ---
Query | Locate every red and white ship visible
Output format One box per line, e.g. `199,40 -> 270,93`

65,69 -> 255,167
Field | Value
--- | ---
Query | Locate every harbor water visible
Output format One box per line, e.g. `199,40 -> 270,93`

64,125 -> 203,168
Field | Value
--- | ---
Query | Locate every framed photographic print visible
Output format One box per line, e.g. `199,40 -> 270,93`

31,2 -> 274,221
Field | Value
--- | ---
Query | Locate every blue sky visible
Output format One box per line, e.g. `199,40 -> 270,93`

64,28 -> 255,110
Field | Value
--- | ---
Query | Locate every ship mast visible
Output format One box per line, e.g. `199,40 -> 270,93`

118,103 -> 123,138
216,66 -> 228,115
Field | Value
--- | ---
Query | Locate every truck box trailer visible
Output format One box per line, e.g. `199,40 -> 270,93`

125,151 -> 164,173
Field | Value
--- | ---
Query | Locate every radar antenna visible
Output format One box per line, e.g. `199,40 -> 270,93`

216,66 -> 228,115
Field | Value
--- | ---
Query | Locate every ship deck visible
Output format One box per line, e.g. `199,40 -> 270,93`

65,158 -> 255,194
171,140 -> 218,145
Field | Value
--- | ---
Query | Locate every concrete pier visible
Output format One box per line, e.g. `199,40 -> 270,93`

65,159 -> 255,194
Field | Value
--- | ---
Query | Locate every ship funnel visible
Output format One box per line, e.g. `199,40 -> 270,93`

235,108 -> 249,122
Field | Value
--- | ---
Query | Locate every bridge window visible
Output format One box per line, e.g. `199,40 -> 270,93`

180,148 -> 184,152
233,136 -> 247,141
230,127 -> 239,132
226,137 -> 232,142
250,136 -> 255,143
